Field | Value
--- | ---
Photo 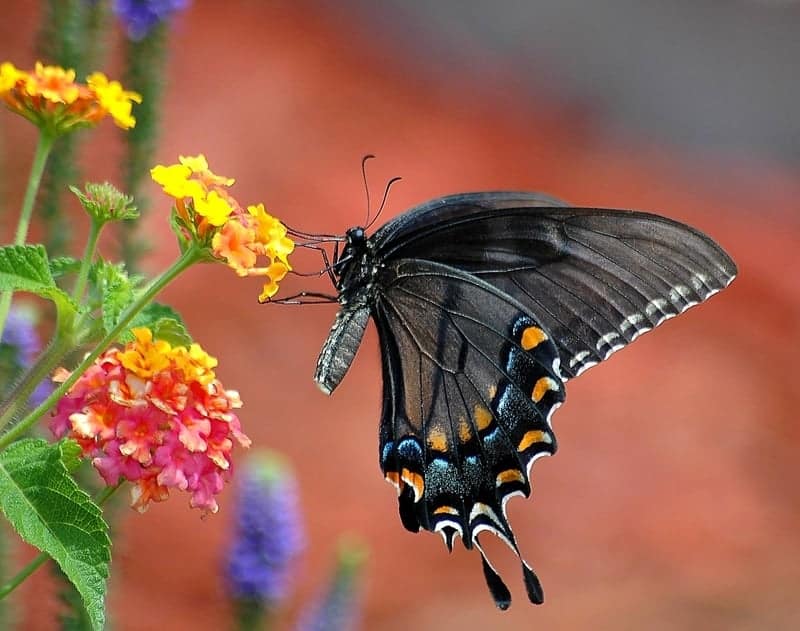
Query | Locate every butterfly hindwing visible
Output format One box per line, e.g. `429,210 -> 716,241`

373,258 -> 564,607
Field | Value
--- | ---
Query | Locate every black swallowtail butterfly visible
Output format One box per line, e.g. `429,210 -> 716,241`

291,191 -> 736,609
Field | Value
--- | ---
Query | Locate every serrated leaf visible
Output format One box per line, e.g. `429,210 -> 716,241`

0,246 -> 79,327
0,439 -> 110,631
88,260 -> 135,334
50,256 -> 82,279
60,439 -> 83,473
123,303 -> 192,346
0,245 -> 56,291
151,318 -> 192,347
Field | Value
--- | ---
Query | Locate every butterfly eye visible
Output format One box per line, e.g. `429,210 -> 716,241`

348,227 -> 365,241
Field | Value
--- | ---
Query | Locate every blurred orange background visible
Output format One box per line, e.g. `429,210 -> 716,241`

2,2 -> 799,629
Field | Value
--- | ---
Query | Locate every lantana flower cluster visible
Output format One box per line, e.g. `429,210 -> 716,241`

151,154 -> 295,300
50,328 -> 250,514
0,61 -> 141,134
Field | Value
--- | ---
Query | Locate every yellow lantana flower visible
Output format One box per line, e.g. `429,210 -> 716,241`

195,190 -> 234,227
152,154 -> 295,299
87,72 -> 142,129
0,61 -> 141,135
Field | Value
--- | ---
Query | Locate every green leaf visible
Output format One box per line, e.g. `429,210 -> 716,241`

59,439 -> 83,474
150,317 -> 192,347
0,245 -> 79,328
0,439 -> 110,631
0,245 -> 55,291
124,303 -> 192,347
49,256 -> 82,279
89,260 -> 135,334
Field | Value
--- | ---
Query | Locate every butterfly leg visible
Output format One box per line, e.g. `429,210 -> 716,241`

290,243 -> 339,286
268,291 -> 338,304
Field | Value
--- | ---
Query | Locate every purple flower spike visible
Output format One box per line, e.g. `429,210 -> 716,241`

225,453 -> 305,604
113,0 -> 190,40
1,306 -> 51,407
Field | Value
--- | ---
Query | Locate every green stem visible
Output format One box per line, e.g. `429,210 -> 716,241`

0,244 -> 203,444
0,482 -> 122,600
0,132 -> 56,339
233,600 -> 272,631
14,133 -> 55,247
72,219 -> 103,302
0,335 -> 70,427
0,552 -> 47,600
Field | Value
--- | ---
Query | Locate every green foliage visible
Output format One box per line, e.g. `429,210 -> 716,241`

70,183 -> 139,224
55,569 -> 93,631
50,257 -> 83,279
0,245 -> 78,329
89,260 -> 137,335
0,439 -> 110,631
127,303 -> 192,347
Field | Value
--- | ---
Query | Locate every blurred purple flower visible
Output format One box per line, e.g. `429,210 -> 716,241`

226,453 -> 305,605
113,0 -> 190,40
0,307 -> 51,406
297,542 -> 367,631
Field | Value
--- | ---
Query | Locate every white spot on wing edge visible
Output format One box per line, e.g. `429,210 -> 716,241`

564,273 -> 732,382
596,331 -> 621,352
619,312 -> 644,333
434,519 -> 463,543
569,350 -> 592,369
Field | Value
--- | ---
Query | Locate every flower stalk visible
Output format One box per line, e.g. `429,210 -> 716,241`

0,132 -> 55,338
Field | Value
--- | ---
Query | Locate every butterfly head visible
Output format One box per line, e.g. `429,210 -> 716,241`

331,226 -> 371,285
345,226 -> 366,246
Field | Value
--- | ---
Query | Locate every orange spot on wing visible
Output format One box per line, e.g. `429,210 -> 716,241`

517,430 -> 551,452
433,505 -> 459,516
427,428 -> 448,452
385,471 -> 402,491
521,326 -> 547,350
496,469 -> 525,486
532,376 -> 559,402
401,468 -> 424,502
474,404 -> 493,431
458,417 -> 473,443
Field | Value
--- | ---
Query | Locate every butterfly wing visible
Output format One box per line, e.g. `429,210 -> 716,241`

373,192 -> 737,378
374,257 -> 565,608
314,192 -> 736,609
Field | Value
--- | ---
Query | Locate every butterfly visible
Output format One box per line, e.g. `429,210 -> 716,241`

289,190 -> 737,609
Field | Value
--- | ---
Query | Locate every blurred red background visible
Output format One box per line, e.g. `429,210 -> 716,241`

2,2 -> 799,629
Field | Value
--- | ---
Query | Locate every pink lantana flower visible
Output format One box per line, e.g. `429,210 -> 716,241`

51,327 -> 250,514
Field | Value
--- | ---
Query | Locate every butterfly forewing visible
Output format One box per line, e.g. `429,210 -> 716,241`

375,194 -> 737,378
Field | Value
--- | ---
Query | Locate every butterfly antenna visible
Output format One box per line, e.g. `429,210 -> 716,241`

361,154 -> 376,226
366,176 -> 402,230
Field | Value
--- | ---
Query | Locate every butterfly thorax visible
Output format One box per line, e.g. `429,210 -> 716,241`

334,226 -> 379,307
